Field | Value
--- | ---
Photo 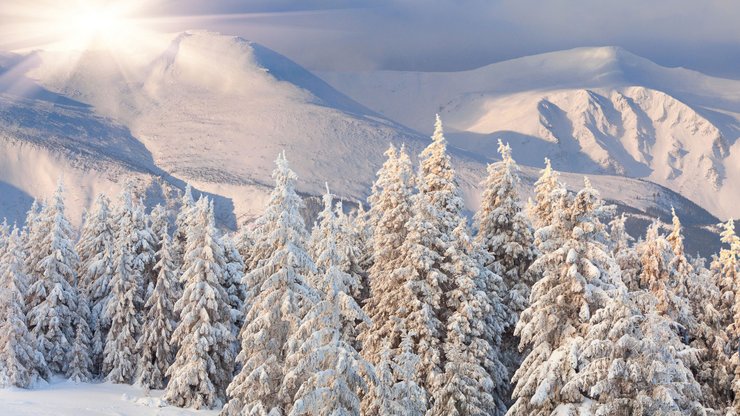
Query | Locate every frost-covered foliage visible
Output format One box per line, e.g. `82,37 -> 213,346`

221,234 -> 247,337
429,219 -> 502,416
359,145 -> 415,367
715,219 -> 740,414
474,140 -> 537,324
164,198 -> 234,409
609,214 -> 641,291
572,288 -> 704,415
173,183 -> 196,271
473,140 -> 537,399
75,194 -> 116,374
26,181 -> 80,375
132,200 -> 157,302
635,222 -> 693,328
528,158 -> 562,230
282,223 -> 372,416
223,152 -> 319,415
103,186 -> 143,383
510,179 -> 619,415
136,226 -> 178,390
66,292 -> 93,383
0,228 -> 46,388
369,335 -> 427,416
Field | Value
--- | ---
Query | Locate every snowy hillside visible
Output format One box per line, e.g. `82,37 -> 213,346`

0,34 -> 721,254
319,46 -> 740,220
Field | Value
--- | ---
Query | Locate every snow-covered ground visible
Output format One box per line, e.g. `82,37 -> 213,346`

0,378 -> 217,416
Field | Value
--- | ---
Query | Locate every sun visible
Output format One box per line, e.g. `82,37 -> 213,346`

0,0 -> 164,53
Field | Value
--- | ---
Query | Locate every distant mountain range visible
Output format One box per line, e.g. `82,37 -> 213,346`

0,33 -> 727,255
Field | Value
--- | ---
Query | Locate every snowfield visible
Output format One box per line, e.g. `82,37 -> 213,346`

0,378 -> 217,415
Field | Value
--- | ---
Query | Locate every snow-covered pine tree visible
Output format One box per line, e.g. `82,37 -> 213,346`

26,181 -> 80,375
103,186 -> 142,383
571,287 -> 704,415
172,183 -> 196,271
23,199 -> 46,304
66,291 -> 93,383
609,214 -> 641,291
473,140 -> 537,395
667,210 -> 727,412
474,140 -> 537,323
75,194 -> 116,374
222,233 -> 247,337
164,198 -> 235,409
369,335 -> 427,416
528,158 -> 562,230
358,144 -> 418,412
336,200 -> 370,304
635,221 -> 694,331
0,228 -> 47,388
135,225 -> 178,390
429,218 -> 501,416
309,185 -> 363,310
132,199 -> 157,301
281,222 -> 372,415
716,219 -> 740,414
223,152 -> 318,415
509,178 -> 619,415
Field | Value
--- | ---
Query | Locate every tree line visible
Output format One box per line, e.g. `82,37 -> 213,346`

1,115 -> 739,415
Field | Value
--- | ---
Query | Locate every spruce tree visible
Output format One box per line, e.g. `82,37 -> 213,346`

222,233 -> 247,337
103,186 -> 142,383
164,198 -> 234,409
370,335 -> 427,416
136,227 -> 178,390
26,181 -> 79,374
0,228 -> 47,388
429,219 -> 501,415
473,140 -> 537,395
223,152 -> 319,415
282,223 -> 372,415
66,291 -> 93,382
359,144 -> 415,368
509,179 -> 619,415
528,158 -> 562,230
572,288 -> 704,415
609,214 -> 641,291
76,194 -> 115,374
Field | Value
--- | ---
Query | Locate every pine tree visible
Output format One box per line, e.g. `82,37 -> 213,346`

222,233 -> 247,337
370,335 -> 427,416
223,152 -> 318,415
75,193 -> 115,374
135,227 -> 178,390
717,219 -> 740,414
571,288 -> 704,415
336,201 -> 370,304
0,228 -> 47,388
609,214 -> 641,291
528,158 -> 562,230
164,198 -> 234,409
173,183 -> 196,271
26,181 -> 80,374
103,186 -> 142,383
429,219 -> 501,416
132,199 -> 157,301
360,144 -> 416,373
509,179 -> 619,415
474,140 -> 537,395
282,224 -> 372,415
66,291 -> 93,383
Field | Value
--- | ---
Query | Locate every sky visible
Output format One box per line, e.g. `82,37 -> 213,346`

2,0 -> 740,78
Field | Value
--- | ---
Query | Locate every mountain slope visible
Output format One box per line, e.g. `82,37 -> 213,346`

0,35 -> 722,254
319,46 -> 740,220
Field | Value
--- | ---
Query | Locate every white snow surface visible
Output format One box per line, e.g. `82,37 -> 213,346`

0,378 -> 217,415
319,46 -> 740,220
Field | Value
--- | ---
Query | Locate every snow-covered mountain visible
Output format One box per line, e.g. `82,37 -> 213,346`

319,46 -> 740,220
0,34 -> 723,254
